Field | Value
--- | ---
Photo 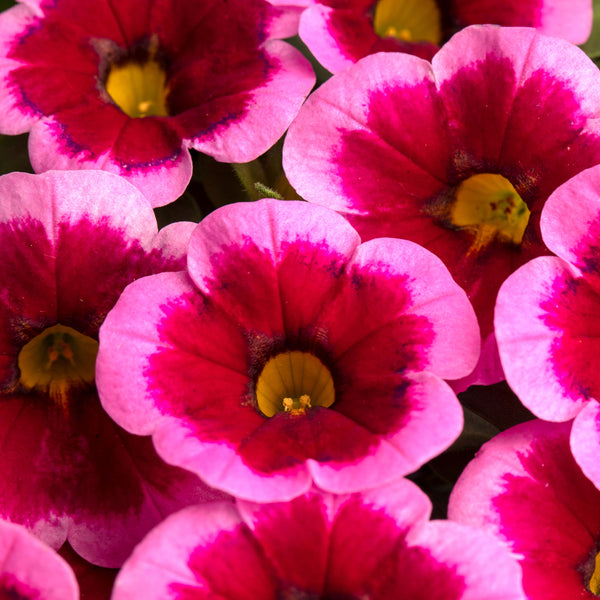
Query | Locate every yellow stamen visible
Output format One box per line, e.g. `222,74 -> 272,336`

299,394 -> 311,408
256,351 -> 334,417
18,324 -> 98,409
281,394 -> 313,416
105,58 -> 168,118
373,0 -> 442,45
450,173 -> 531,255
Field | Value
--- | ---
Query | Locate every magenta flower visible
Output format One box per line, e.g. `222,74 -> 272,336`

112,479 -> 525,600
283,25 -> 600,386
97,199 -> 479,502
449,419 -> 600,600
495,164 -> 600,489
0,519 -> 78,600
299,0 -> 592,73
0,0 -> 315,207
0,170 -> 227,568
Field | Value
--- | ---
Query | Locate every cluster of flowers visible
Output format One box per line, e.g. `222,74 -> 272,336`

0,0 -> 598,598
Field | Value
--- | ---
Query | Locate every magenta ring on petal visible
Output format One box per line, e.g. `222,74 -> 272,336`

0,170 -> 226,568
112,480 -> 526,600
0,0 -> 315,206
97,198 -> 480,502
284,24 -> 600,386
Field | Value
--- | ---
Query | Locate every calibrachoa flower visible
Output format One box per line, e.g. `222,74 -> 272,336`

283,24 -> 600,386
0,519 -> 78,600
449,419 -> 600,600
0,0 -> 315,207
495,163 -> 600,489
0,170 -> 227,568
112,480 -> 526,600
298,0 -> 592,72
96,199 -> 480,502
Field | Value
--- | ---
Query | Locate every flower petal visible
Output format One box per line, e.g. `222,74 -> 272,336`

449,419 -> 600,600
496,256 -> 597,421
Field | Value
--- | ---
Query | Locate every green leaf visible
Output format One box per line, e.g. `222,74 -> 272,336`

581,0 -> 600,59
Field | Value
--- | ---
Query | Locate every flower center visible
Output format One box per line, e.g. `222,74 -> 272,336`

255,351 -> 335,417
105,57 -> 169,118
373,0 -> 442,44
590,551 -> 600,595
18,324 -> 99,408
449,173 -> 531,254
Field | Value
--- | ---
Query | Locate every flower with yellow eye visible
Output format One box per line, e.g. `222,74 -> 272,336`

298,0 -> 591,73
0,170 -> 226,568
97,198 -> 479,502
0,0 -> 314,206
284,24 -> 600,387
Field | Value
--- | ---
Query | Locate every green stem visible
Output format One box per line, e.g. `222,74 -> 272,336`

232,160 -> 268,201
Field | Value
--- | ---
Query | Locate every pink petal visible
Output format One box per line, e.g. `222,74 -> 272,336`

449,419 -> 600,600
496,256 -> 596,421
0,520 -> 78,600
453,0 -> 592,45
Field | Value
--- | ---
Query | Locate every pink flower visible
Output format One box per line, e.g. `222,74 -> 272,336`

0,519 -> 78,600
299,0 -> 592,73
495,164 -> 600,489
449,419 -> 600,600
283,25 -> 600,386
0,0 -> 315,206
0,170 -> 226,568
97,199 -> 479,502
112,480 -> 526,600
